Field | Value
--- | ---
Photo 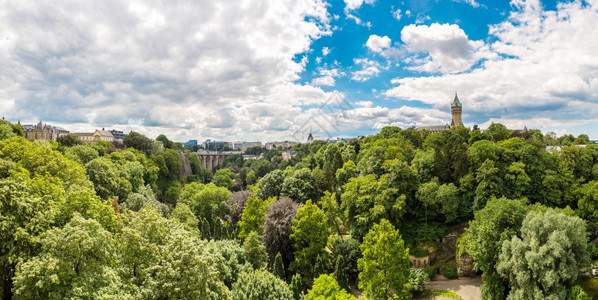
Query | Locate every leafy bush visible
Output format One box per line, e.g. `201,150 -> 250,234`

407,268 -> 430,295
424,266 -> 436,280
588,242 -> 598,260
443,266 -> 458,279
571,285 -> 592,300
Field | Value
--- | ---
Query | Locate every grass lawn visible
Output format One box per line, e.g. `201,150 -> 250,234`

421,289 -> 462,299
579,278 -> 598,299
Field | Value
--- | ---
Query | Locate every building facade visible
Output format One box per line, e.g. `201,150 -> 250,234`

109,129 -> 125,141
21,121 -> 69,141
75,129 -> 115,143
233,141 -> 262,152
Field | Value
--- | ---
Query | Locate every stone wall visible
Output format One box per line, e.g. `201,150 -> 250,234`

457,253 -> 475,277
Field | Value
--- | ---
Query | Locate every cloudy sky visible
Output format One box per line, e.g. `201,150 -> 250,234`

1,0 -> 597,142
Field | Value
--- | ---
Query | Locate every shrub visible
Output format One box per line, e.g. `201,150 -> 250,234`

443,266 -> 458,279
424,265 -> 436,280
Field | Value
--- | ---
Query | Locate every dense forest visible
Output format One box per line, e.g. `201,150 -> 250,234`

1,119 -> 597,299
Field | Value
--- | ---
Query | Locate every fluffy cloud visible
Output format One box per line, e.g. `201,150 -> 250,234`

351,58 -> 384,81
311,76 -> 335,86
386,0 -> 598,135
344,0 -> 376,11
366,35 -> 391,52
0,0 -> 338,141
392,8 -> 402,20
401,23 -> 492,73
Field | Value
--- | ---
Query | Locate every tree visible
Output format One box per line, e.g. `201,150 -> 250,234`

214,168 -> 237,191
290,273 -> 305,300
118,207 -> 231,299
178,182 -> 231,238
358,219 -> 410,300
238,196 -> 273,239
497,209 -> 590,299
411,149 -> 435,183
155,134 -> 174,149
56,133 -> 82,147
307,274 -> 353,300
85,157 -> 121,200
227,191 -> 252,229
504,162 -> 530,199
334,255 -> 350,292
335,160 -> 357,193
290,200 -> 328,282
473,159 -> 503,211
65,144 -> 99,165
438,183 -> 461,223
416,179 -> 439,224
171,203 -> 199,232
12,214 -> 123,299
231,270 -> 293,300
263,197 -> 300,275
485,123 -> 510,142
320,191 -> 344,235
243,231 -> 268,270
256,169 -> 284,199
281,168 -> 316,203
273,252 -> 286,280
329,237 -> 361,286
121,184 -> 169,216
465,197 -> 529,299
577,181 -> 598,223
123,131 -> 153,155
341,174 -> 402,241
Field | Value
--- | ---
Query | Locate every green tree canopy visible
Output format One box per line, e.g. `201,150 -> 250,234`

358,219 -> 410,300
497,209 -> 590,299
307,274 -> 354,300
231,270 -> 293,300
290,200 -> 328,282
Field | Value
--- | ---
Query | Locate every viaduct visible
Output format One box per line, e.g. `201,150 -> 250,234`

196,150 -> 242,170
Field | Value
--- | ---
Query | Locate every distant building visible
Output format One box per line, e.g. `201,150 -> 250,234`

265,141 -> 299,150
184,140 -> 198,149
75,129 -> 115,143
204,139 -> 233,151
108,129 -> 125,141
21,121 -> 69,141
233,141 -> 262,152
282,150 -> 298,161
418,92 -> 463,133
307,133 -> 314,144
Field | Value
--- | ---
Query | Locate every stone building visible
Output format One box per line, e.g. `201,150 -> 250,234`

74,129 -> 115,143
21,121 -> 69,140
418,92 -> 464,133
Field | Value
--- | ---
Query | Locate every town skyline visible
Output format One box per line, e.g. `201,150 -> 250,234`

1,0 -> 597,141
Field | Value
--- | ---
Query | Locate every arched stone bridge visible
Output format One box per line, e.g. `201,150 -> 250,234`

196,150 -> 242,170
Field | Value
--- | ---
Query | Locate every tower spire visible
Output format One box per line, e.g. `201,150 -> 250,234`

450,92 -> 463,127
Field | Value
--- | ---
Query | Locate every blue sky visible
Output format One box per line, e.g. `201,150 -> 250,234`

1,0 -> 597,142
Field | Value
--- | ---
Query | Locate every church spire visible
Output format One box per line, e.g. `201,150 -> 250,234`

452,91 -> 462,107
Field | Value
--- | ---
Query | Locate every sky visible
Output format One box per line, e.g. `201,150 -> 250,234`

1,0 -> 597,142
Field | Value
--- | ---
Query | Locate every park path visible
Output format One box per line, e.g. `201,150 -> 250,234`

419,276 -> 482,300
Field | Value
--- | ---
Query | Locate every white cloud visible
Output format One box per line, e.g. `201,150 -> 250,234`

344,0 -> 376,11
0,0 -> 340,141
452,0 -> 480,8
311,76 -> 335,86
392,8 -> 402,20
346,13 -> 372,28
322,47 -> 330,56
400,23 -> 492,73
386,1 -> 598,136
366,35 -> 391,52
351,58 -> 384,81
